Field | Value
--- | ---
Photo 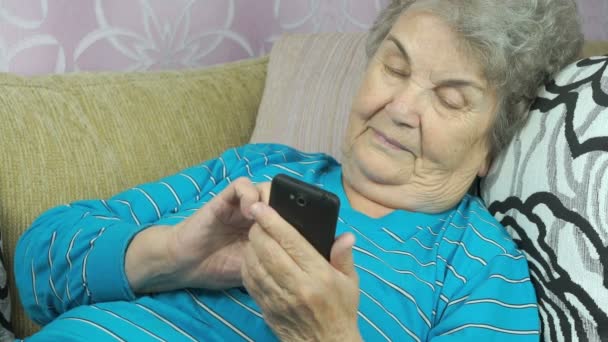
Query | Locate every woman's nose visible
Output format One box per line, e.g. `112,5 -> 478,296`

386,80 -> 424,128
385,97 -> 421,129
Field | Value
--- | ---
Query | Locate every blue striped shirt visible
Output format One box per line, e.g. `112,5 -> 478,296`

15,143 -> 540,341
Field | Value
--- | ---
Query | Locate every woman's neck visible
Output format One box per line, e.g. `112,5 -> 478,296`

340,163 -> 469,215
342,177 -> 396,218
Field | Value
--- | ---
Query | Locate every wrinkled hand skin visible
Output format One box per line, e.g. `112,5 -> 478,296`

242,202 -> 363,342
126,178 -> 270,293
167,178 -> 271,290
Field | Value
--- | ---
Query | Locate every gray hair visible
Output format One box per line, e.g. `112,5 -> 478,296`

366,0 -> 583,157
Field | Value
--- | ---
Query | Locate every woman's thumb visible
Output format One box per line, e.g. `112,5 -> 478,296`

330,233 -> 357,280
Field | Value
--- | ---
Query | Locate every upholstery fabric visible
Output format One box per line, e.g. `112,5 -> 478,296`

481,56 -> 608,341
250,32 -> 368,160
583,41 -> 608,58
0,57 -> 267,337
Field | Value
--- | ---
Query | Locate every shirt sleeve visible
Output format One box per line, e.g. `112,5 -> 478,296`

14,146 -> 249,325
428,252 -> 541,341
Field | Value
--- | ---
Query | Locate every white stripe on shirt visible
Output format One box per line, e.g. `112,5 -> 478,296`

65,229 -> 82,302
61,317 -> 126,341
134,303 -> 198,341
465,299 -> 538,309
82,227 -> 106,298
440,323 -> 539,336
48,231 -> 64,303
356,264 -> 432,328
357,310 -> 392,341
345,221 -> 436,268
489,274 -> 530,284
271,164 -> 304,177
437,255 -> 468,284
160,182 -> 182,207
186,290 -> 254,342
179,173 -> 202,193
222,290 -> 263,318
115,200 -> 141,226
133,187 -> 161,220
360,289 -> 421,342
199,165 -> 217,185
353,246 -> 435,291
92,306 -> 165,341
442,237 -> 488,266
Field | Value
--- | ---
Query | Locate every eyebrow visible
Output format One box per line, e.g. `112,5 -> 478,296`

385,34 -> 485,91
387,34 -> 410,64
438,79 -> 485,92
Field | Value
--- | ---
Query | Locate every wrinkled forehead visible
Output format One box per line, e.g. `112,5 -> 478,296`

385,8 -> 489,85
397,0 -> 500,84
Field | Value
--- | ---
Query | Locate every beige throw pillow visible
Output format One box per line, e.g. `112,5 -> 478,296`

250,32 -> 368,161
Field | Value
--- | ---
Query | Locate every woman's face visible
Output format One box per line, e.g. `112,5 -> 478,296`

342,9 -> 499,212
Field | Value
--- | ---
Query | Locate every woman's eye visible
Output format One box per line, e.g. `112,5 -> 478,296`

383,64 -> 409,78
437,89 -> 466,109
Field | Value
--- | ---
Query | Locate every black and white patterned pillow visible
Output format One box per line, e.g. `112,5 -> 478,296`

481,56 -> 608,342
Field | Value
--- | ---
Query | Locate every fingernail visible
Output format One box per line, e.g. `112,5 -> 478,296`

249,202 -> 265,217
243,208 -> 254,220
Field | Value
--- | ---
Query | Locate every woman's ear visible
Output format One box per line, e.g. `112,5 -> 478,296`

477,154 -> 492,177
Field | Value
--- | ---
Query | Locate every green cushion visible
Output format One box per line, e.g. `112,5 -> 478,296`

0,56 -> 267,337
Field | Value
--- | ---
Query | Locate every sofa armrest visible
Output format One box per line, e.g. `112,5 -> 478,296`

0,56 -> 268,338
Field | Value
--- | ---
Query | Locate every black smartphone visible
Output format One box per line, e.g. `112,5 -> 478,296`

269,173 -> 340,261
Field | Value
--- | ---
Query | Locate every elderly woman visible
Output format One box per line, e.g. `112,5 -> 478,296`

16,0 -> 582,341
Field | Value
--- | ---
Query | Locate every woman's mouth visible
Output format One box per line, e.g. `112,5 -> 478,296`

371,128 -> 408,151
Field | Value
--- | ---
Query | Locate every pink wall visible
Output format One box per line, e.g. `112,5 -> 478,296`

0,0 -> 605,75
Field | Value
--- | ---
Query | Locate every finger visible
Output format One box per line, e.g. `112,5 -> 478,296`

206,177 -> 260,221
240,260 -> 274,319
248,223 -> 303,289
330,233 -> 358,281
241,244 -> 258,292
240,249 -> 262,302
241,242 -> 284,305
249,202 -> 323,269
256,182 -> 271,204
232,177 -> 263,219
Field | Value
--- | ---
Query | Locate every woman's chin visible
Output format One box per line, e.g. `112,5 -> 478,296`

348,146 -> 414,186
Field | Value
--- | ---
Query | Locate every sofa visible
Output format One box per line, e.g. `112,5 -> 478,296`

1,33 -> 607,340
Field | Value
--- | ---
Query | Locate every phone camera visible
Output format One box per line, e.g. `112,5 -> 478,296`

296,195 -> 307,207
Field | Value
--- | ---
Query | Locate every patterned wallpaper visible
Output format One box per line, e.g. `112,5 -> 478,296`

0,0 -> 605,75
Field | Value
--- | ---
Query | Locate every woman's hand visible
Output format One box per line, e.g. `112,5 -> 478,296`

242,202 -> 362,342
125,178 -> 270,293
